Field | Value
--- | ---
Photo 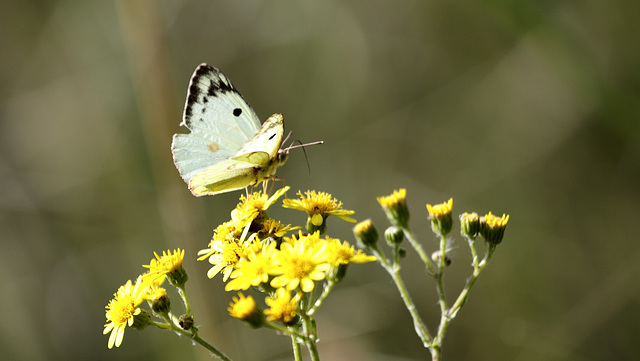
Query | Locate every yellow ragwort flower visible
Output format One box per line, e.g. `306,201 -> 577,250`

261,219 -> 300,239
232,187 -> 290,229
264,288 -> 301,323
198,221 -> 244,261
270,232 -> 331,293
143,249 -> 187,286
103,277 -> 147,349
226,240 -> 280,291
228,293 -> 263,327
481,212 -> 509,245
283,190 -> 356,233
353,219 -> 379,247
377,188 -> 407,208
426,198 -> 453,236
377,189 -> 409,227
325,238 -> 377,267
199,240 -> 246,281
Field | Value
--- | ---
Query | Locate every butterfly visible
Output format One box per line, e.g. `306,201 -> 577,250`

171,64 -> 293,196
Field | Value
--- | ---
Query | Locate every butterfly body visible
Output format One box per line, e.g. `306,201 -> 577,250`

171,64 -> 287,196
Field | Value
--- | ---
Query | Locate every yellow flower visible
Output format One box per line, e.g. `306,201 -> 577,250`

199,240 -> 246,281
325,238 -> 377,267
143,249 -> 187,287
103,277 -> 148,349
261,219 -> 299,239
228,293 -> 263,327
264,288 -> 301,323
232,187 -> 290,231
198,221 -> 245,261
480,212 -> 509,245
145,283 -> 171,315
353,219 -> 379,247
426,198 -> 453,236
377,189 -> 409,227
226,240 -> 279,291
377,188 -> 407,208
270,232 -> 331,292
283,190 -> 355,234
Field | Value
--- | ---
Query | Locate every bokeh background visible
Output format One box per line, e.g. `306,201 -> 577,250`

2,0 -> 640,360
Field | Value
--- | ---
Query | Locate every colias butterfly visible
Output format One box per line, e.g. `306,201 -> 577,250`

171,64 -> 292,196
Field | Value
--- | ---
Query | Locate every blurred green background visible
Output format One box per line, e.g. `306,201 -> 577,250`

2,0 -> 640,360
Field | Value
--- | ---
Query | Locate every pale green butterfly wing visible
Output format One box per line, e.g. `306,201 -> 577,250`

189,113 -> 285,196
171,64 -> 261,184
171,64 -> 287,196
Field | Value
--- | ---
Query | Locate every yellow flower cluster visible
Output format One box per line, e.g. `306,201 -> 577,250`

104,249 -> 186,348
198,187 -> 375,323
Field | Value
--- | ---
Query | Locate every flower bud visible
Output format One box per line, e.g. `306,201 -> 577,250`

178,314 -> 195,331
131,309 -> 153,331
459,212 -> 480,239
384,226 -> 404,245
149,287 -> 171,315
353,219 -> 378,248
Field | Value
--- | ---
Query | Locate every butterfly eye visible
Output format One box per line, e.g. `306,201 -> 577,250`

233,108 -> 242,117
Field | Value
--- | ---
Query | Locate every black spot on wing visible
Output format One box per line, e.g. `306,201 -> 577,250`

182,64 -> 256,127
269,133 -> 276,140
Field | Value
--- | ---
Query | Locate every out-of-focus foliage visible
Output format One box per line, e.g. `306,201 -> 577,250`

1,1 -> 639,360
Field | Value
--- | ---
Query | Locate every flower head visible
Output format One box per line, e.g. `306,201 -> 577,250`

377,189 -> 409,227
325,238 -> 377,267
480,212 -> 509,245
228,293 -> 263,327
353,219 -> 379,247
103,277 -> 149,349
199,240 -> 247,281
270,232 -> 331,292
225,240 -> 279,291
283,190 -> 355,234
261,219 -> 299,239
325,238 -> 377,282
233,187 -> 289,232
264,288 -> 301,323
426,198 -> 453,236
143,249 -> 187,287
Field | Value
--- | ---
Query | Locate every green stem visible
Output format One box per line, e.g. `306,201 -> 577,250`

308,279 -> 336,316
263,322 -> 308,340
164,318 -> 232,361
435,235 -> 449,314
291,333 -> 303,361
430,345 -> 442,361
448,244 -> 495,319
176,284 -> 192,315
373,246 -> 432,346
402,226 -> 436,276
301,315 -> 320,359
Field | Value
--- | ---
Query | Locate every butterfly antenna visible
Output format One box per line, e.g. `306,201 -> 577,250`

286,139 -> 317,176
